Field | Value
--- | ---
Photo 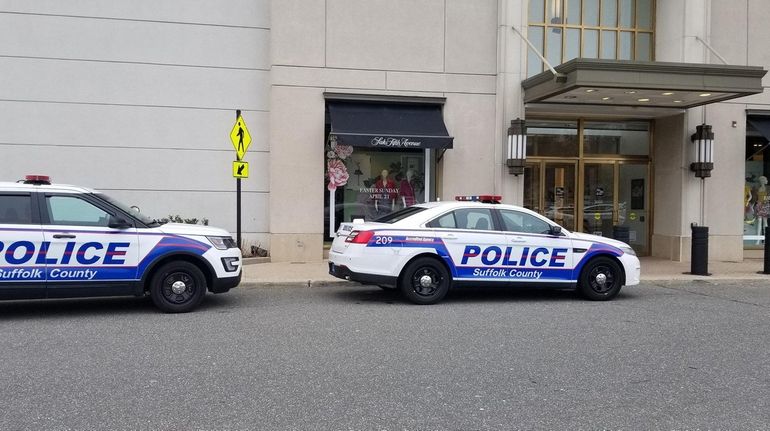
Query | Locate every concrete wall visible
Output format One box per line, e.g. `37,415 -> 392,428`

269,0 -> 500,261
0,1 -> 271,252
651,0 -> 765,261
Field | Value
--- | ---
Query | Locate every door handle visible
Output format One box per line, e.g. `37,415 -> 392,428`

438,233 -> 457,239
510,237 -> 527,243
53,234 -> 76,239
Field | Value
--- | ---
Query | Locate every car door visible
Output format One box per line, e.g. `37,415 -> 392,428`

427,207 -> 509,281
0,191 -> 45,299
497,209 -> 575,285
41,193 -> 140,298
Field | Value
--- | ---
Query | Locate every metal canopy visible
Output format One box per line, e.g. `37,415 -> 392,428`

523,58 -> 766,111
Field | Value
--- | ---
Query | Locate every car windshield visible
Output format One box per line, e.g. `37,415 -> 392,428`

373,206 -> 427,224
96,193 -> 158,226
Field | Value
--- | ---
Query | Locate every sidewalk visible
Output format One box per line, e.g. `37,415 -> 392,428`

240,255 -> 770,287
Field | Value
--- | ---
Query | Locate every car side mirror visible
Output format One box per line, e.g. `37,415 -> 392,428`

108,215 -> 132,229
549,225 -> 562,236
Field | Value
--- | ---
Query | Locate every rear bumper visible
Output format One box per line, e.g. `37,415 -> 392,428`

328,262 -> 398,287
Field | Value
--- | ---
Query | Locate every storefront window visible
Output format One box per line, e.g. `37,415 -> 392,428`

324,144 -> 426,238
743,118 -> 770,247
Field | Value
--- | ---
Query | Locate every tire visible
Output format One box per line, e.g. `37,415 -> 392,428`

399,257 -> 451,305
149,261 -> 207,313
578,256 -> 623,301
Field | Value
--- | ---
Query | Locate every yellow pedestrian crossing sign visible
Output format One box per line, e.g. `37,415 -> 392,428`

230,115 -> 252,160
233,161 -> 249,178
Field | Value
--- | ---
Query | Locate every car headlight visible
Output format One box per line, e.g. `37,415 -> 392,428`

620,246 -> 636,256
207,236 -> 237,250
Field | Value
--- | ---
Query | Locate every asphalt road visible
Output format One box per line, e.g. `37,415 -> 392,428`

1,281 -> 768,430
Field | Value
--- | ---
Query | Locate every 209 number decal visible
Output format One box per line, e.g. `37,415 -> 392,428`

374,236 -> 393,245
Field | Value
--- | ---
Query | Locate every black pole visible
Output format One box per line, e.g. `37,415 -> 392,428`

763,225 -> 770,274
236,109 -> 242,249
690,224 -> 709,275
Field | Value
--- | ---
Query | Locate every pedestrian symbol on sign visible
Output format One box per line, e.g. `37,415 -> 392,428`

230,115 -> 252,160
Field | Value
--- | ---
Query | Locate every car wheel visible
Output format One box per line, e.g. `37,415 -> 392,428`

578,256 -> 622,301
399,257 -> 451,305
150,261 -> 207,313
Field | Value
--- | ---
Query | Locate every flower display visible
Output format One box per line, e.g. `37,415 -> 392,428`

334,144 -> 354,160
327,159 -> 349,191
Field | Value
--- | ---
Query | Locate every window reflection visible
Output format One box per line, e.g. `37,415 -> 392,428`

601,0 -> 617,27
601,30 -> 616,59
526,120 -> 579,157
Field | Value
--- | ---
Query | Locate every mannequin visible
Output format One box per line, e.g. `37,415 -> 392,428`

755,176 -> 769,242
400,169 -> 416,208
374,169 -> 396,213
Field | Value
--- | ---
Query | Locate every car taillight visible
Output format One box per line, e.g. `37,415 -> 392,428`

346,230 -> 374,244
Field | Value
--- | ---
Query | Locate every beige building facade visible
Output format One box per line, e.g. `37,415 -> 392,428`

1,1 -> 768,263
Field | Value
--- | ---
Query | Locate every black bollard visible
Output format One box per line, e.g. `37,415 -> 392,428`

764,227 -> 770,274
690,224 -> 710,276
613,225 -> 630,244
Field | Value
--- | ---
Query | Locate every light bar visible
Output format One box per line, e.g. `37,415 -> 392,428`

23,175 -> 51,185
455,195 -> 502,204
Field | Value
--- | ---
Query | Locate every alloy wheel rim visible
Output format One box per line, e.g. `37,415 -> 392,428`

588,265 -> 615,293
162,272 -> 196,304
411,267 -> 441,297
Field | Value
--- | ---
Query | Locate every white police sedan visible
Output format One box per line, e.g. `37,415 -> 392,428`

329,196 -> 640,305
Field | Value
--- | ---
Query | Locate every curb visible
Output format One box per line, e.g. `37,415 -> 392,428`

237,280 -> 352,289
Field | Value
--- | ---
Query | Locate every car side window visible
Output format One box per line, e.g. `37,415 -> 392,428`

428,208 -> 494,230
500,209 -> 552,234
427,212 -> 456,228
0,194 -> 33,224
46,195 -> 111,227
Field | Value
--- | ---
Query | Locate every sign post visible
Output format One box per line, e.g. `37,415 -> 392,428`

230,109 -> 252,249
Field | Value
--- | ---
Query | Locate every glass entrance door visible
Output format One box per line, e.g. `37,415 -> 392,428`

581,161 -> 649,255
525,162 -> 577,231
618,162 -> 649,255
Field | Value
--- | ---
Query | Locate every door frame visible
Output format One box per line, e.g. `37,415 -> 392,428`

525,118 -> 654,255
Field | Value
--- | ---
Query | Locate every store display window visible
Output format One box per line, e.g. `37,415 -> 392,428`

744,116 -> 770,247
324,143 -> 426,238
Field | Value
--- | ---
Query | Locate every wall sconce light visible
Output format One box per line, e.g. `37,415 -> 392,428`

690,123 -> 714,178
506,118 -> 527,176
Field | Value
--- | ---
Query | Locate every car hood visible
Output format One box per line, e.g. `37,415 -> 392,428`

157,223 -> 232,237
570,231 -> 630,248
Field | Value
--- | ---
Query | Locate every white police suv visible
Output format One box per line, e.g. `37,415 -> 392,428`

329,195 -> 640,305
0,175 -> 241,312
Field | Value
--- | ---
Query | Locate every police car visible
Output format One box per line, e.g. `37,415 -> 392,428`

0,176 -> 241,312
329,195 -> 640,304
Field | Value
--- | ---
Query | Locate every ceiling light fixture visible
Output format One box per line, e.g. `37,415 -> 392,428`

699,93 -> 712,97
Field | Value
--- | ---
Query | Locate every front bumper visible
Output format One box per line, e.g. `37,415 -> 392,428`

328,262 -> 398,287
209,272 -> 241,293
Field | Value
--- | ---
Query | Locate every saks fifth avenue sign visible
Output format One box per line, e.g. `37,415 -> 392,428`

370,136 -> 422,148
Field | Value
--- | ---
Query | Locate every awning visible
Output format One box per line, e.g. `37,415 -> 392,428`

327,99 -> 453,149
523,59 -> 767,115
747,116 -> 770,142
